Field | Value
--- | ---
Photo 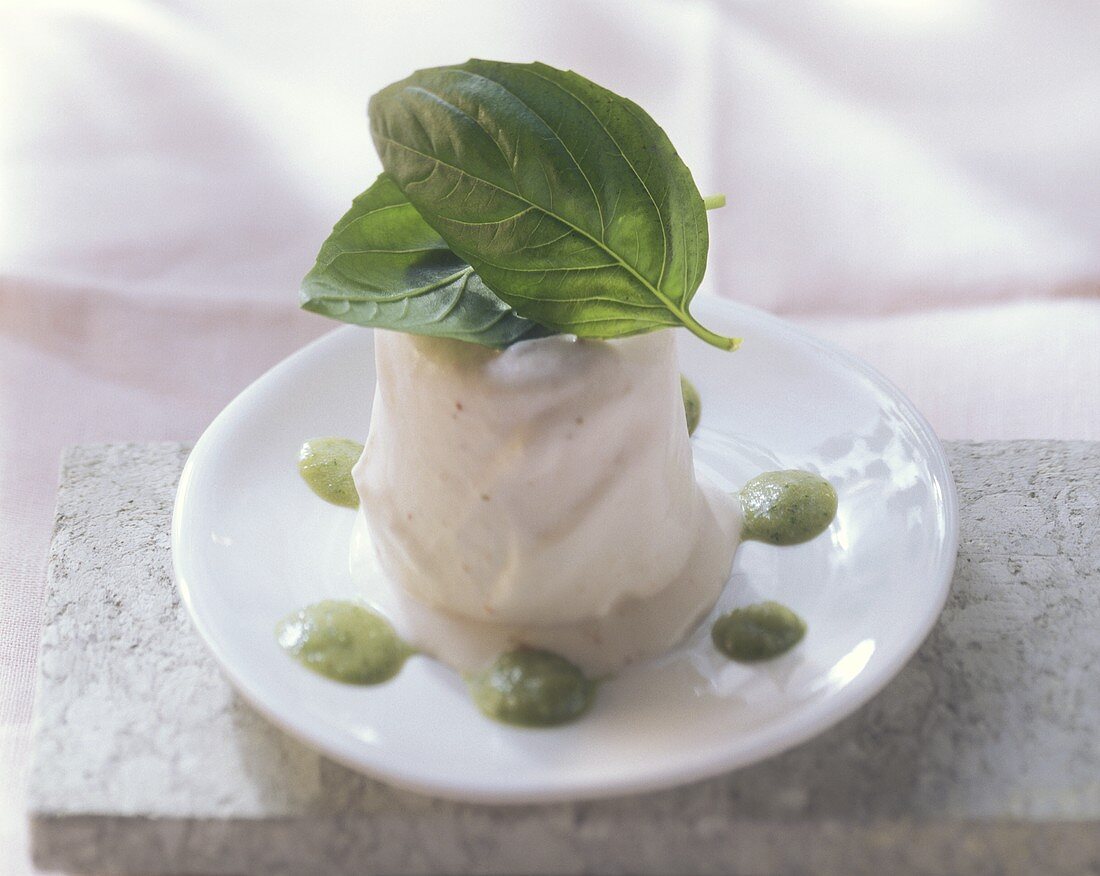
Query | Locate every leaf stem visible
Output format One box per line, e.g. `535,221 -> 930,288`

703,194 -> 726,210
677,308 -> 741,351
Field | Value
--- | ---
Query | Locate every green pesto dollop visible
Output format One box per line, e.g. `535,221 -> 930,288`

470,649 -> 595,727
298,437 -> 363,508
680,374 -> 701,436
712,601 -> 807,662
739,470 -> 838,545
277,600 -> 412,684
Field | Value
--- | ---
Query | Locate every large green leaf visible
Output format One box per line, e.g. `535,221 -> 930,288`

369,60 -> 738,350
300,174 -> 549,347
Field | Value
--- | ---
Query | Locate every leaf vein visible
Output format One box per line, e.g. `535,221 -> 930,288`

448,69 -> 607,238
374,135 -> 692,325
523,67 -> 669,289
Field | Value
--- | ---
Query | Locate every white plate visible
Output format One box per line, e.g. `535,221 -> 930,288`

173,298 -> 958,804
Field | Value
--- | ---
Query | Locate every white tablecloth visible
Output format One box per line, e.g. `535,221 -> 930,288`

3,1 -> 1098,872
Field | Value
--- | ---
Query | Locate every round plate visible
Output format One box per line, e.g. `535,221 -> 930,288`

172,298 -> 957,803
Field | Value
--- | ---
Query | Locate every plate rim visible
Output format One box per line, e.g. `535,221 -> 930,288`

172,297 -> 959,804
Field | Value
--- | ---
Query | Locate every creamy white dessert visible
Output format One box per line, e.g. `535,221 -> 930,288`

350,329 -> 741,674
288,61 -> 835,723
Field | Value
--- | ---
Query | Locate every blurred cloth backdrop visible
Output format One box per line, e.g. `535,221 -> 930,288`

1,0 -> 1098,871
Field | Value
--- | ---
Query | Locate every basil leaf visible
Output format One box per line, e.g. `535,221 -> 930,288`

300,174 -> 550,348
369,60 -> 738,350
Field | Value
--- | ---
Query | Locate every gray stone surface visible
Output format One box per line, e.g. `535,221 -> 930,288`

28,441 -> 1100,875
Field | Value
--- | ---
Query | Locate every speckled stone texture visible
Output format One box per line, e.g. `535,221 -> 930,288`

28,442 -> 1100,875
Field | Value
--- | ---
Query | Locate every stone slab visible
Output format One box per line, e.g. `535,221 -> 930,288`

28,441 -> 1100,875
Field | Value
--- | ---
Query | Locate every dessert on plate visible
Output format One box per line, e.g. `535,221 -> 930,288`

282,60 -> 836,725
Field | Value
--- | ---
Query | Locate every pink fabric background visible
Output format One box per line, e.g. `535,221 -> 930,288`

2,1 -> 1098,872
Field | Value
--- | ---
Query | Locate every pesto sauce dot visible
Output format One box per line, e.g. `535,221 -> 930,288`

681,374 -> 701,436
277,600 -> 412,684
470,648 -> 594,727
739,470 -> 837,545
712,601 -> 806,662
298,437 -> 363,508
